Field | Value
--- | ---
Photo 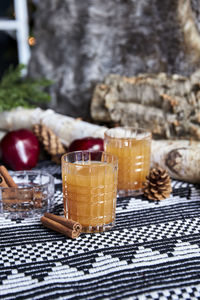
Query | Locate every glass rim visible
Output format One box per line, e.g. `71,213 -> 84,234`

104,126 -> 152,140
61,150 -> 118,166
0,170 -> 54,191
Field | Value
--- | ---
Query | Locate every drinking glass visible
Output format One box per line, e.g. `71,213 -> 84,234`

104,127 -> 151,196
0,171 -> 54,219
62,151 -> 118,233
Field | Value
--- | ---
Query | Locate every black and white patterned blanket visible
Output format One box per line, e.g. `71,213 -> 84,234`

1,161 -> 200,300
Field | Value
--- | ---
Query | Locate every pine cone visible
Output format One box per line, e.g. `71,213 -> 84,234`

144,167 -> 172,201
33,124 -> 66,164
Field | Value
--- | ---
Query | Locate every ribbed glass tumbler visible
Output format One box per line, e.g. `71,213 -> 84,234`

104,127 -> 152,196
0,171 -> 54,219
62,151 -> 118,233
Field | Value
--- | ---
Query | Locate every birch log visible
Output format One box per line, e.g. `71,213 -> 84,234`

151,140 -> 200,183
0,107 -> 200,183
90,72 -> 200,140
0,107 -> 106,147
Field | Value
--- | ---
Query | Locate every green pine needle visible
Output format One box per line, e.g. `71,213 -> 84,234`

0,64 -> 53,112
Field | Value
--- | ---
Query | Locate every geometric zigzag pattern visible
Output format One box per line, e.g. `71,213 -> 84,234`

0,161 -> 200,299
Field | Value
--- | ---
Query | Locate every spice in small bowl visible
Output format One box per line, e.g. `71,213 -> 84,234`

0,166 -> 54,219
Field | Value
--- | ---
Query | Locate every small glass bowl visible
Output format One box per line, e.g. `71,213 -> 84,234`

0,171 -> 54,219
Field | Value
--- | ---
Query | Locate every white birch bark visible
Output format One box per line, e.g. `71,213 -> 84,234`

0,107 -> 199,183
0,107 -> 107,147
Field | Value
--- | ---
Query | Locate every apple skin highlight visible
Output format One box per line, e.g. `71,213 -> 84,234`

0,129 -> 40,171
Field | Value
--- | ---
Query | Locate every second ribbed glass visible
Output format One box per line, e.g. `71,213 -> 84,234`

62,151 -> 118,233
104,127 -> 151,196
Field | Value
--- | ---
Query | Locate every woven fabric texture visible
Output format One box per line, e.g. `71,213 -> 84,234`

0,161 -> 200,300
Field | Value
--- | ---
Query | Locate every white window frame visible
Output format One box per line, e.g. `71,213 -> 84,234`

0,0 -> 30,69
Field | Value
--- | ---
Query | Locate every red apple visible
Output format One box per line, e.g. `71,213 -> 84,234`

0,129 -> 40,170
68,137 -> 104,152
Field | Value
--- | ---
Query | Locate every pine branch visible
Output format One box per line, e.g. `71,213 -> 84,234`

0,64 -> 53,112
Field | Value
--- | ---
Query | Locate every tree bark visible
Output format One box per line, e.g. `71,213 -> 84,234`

28,0 -> 200,119
91,72 -> 200,140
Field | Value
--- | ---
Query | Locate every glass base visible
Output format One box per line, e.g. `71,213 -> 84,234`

118,188 -> 144,197
81,220 -> 115,233
1,205 -> 53,220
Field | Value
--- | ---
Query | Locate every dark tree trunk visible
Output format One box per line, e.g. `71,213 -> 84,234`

29,0 -> 200,119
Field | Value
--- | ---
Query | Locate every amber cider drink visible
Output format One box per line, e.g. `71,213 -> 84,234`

62,151 -> 118,233
104,127 -> 151,196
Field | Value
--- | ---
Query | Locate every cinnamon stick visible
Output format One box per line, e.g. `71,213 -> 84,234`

0,166 -> 18,187
0,165 -> 19,204
41,214 -> 82,239
44,212 -> 82,232
0,175 -> 8,188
